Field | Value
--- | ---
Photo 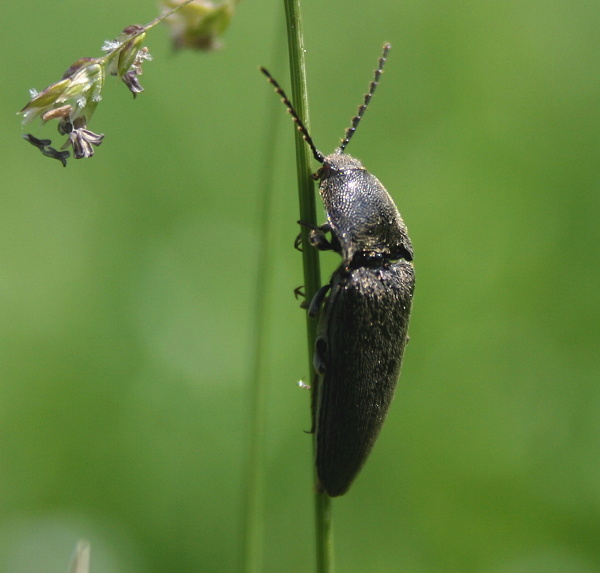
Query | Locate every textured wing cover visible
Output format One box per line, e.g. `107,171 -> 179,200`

315,261 -> 415,496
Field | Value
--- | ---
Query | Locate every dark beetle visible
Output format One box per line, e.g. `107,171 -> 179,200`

261,44 -> 414,497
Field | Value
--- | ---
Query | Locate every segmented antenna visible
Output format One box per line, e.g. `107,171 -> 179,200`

339,43 -> 391,153
260,67 -> 325,164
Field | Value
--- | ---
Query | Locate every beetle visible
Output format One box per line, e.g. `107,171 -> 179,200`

261,44 -> 414,496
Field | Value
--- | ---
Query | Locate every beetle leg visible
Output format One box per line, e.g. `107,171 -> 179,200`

294,286 -> 310,309
297,221 -> 336,251
309,372 -> 318,433
307,283 -> 331,318
294,233 -> 303,252
313,336 -> 327,375
309,225 -> 335,251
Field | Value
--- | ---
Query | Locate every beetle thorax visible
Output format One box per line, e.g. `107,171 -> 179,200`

315,151 -> 413,264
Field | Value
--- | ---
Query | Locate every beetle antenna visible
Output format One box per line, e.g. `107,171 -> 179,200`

260,67 -> 325,164
339,43 -> 391,153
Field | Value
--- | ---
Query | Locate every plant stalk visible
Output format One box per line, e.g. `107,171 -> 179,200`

282,0 -> 335,571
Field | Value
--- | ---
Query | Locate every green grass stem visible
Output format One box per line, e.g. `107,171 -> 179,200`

282,0 -> 335,571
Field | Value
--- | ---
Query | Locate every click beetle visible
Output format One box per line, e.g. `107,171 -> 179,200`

261,44 -> 414,496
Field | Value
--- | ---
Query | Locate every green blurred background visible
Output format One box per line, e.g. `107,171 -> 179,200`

2,0 -> 600,571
